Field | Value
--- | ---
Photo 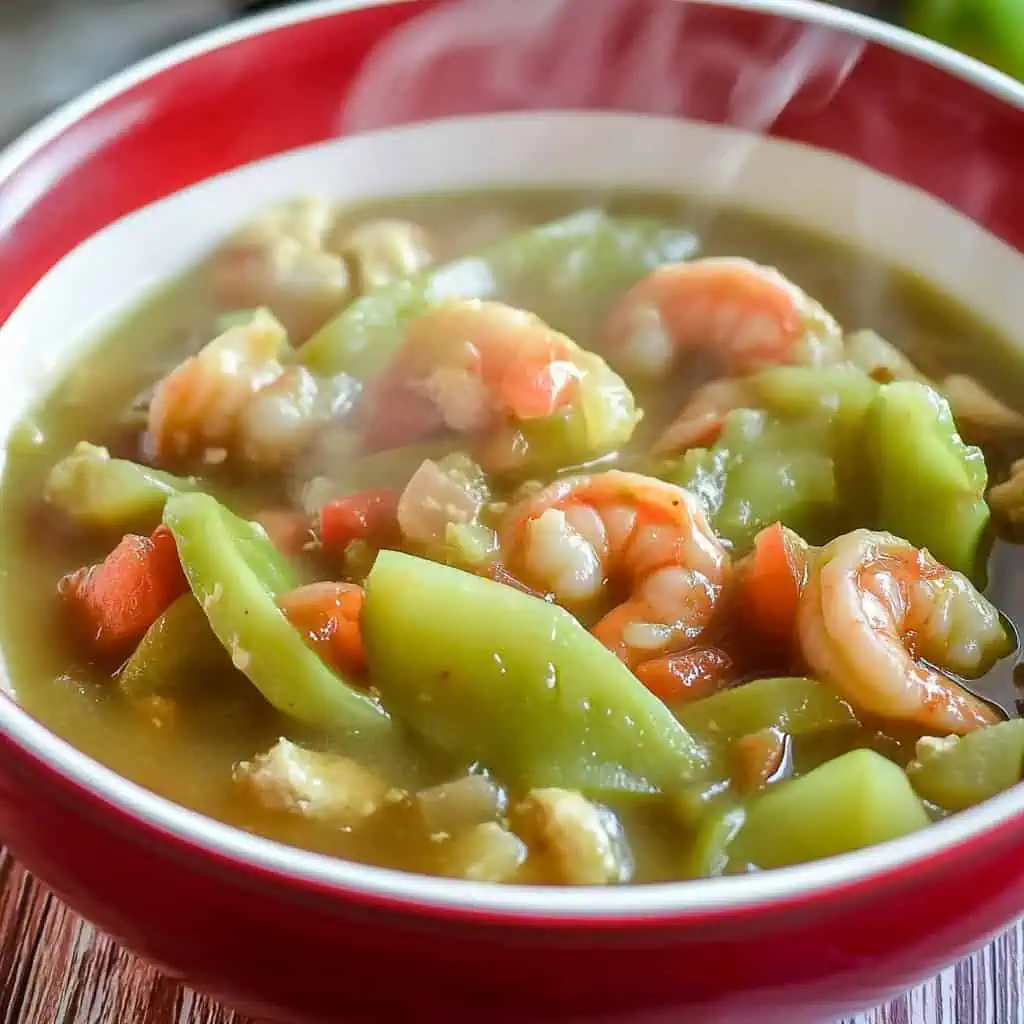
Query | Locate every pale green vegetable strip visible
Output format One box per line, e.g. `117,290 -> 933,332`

362,550 -> 704,792
684,804 -> 746,879
299,210 -> 698,380
865,381 -> 990,581
663,779 -> 733,830
666,366 -> 878,552
45,442 -> 193,530
751,364 -> 879,420
906,721 -> 1024,812
118,594 -> 231,698
732,749 -> 930,870
163,492 -> 391,734
675,677 -> 858,745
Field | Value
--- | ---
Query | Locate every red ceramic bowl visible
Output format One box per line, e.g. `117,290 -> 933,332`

2,2 -> 1024,1021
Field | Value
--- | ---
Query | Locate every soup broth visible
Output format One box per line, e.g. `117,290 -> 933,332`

3,188 -> 1023,885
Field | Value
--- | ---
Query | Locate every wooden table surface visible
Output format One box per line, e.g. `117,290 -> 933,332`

0,847 -> 1018,1024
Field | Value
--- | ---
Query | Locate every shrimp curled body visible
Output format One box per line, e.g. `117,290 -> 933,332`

798,529 -> 1009,734
364,300 -> 639,473
601,257 -> 844,381
147,311 -> 356,468
501,470 -> 730,667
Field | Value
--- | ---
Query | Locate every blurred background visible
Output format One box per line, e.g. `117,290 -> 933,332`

0,0 -> 1015,146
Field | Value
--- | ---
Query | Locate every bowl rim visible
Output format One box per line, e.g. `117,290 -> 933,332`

3,0 -> 1024,922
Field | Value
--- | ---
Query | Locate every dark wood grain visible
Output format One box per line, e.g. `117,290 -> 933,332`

0,850 -> 1017,1024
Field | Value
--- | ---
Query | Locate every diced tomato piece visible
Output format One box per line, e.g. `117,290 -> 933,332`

740,522 -> 808,651
279,581 -> 367,678
58,524 -> 188,658
634,646 -> 735,703
319,488 -> 401,552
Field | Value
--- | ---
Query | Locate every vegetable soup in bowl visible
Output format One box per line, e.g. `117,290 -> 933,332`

4,0 -> 1024,1021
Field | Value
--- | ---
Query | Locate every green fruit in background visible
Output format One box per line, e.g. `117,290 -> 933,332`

905,0 -> 1024,80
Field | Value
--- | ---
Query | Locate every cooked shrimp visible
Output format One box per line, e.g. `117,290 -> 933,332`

601,257 -> 844,380
501,470 -> 729,667
798,529 -> 1010,734
333,218 -> 434,293
363,300 -> 640,473
148,310 -> 286,462
239,366 -> 358,468
211,197 -> 352,344
654,377 -> 754,455
147,311 -> 357,467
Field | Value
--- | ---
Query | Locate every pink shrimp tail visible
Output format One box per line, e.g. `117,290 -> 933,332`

591,601 -> 647,670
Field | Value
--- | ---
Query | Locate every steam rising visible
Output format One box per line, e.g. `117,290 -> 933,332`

343,0 -> 867,213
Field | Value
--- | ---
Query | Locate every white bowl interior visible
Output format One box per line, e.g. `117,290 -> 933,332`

3,9 -> 1024,918
5,111 -> 1024,416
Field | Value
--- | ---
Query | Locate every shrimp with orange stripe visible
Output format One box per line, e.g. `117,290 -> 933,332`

499,470 -> 730,671
798,529 -> 1011,735
147,310 -> 357,469
600,258 -> 844,455
362,299 -> 640,474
